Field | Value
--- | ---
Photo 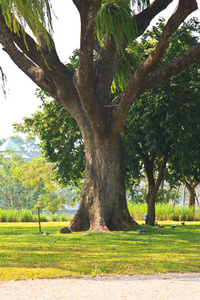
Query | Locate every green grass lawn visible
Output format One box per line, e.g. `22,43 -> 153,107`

0,221 -> 199,280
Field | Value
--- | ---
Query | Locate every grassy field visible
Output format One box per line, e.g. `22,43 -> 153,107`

0,221 -> 199,281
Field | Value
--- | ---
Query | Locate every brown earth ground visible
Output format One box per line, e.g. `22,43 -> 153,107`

0,273 -> 200,300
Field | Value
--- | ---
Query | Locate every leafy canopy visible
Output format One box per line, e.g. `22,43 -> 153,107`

124,17 -> 200,190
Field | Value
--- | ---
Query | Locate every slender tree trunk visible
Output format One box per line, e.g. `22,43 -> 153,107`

67,133 -> 137,231
185,180 -> 198,207
143,155 -> 168,226
182,183 -> 186,206
146,185 -> 158,226
173,186 -> 180,206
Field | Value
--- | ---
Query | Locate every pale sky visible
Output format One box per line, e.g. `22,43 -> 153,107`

0,0 -> 199,140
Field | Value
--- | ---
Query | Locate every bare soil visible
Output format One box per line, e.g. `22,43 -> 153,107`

0,273 -> 200,300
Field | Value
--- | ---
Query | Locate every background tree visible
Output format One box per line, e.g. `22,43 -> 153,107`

0,151 -> 66,212
14,156 -> 67,213
168,141 -> 200,207
0,151 -> 34,209
14,93 -> 84,187
1,0 -> 200,231
123,17 -> 200,224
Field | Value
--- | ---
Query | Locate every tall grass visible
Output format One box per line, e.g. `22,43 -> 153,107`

0,209 -> 73,222
128,202 -> 200,221
0,205 -> 199,222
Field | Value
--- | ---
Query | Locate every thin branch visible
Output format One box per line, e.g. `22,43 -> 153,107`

135,0 -> 173,36
0,9 -> 73,84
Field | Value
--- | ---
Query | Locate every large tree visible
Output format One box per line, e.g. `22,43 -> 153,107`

1,0 -> 200,231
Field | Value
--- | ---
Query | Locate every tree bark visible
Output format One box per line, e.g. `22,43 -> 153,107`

185,179 -> 198,207
67,132 -> 137,231
146,185 -> 158,226
143,154 -> 168,225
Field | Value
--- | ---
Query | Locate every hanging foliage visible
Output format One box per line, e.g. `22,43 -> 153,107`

0,0 -> 53,49
96,0 -> 149,50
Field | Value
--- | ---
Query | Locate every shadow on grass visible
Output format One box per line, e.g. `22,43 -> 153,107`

0,222 -> 199,279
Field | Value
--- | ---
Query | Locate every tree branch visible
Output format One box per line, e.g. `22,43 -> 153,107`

112,0 -> 198,134
73,0 -> 106,134
0,7 -> 81,116
155,155 -> 169,191
0,8 -> 74,86
136,43 -> 200,98
135,0 -> 173,36
95,0 -> 173,104
0,28 -> 56,96
142,153 -> 155,186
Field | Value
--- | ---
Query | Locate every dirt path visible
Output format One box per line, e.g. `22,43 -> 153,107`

0,273 -> 200,300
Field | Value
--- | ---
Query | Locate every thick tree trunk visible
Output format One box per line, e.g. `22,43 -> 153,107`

67,133 -> 137,231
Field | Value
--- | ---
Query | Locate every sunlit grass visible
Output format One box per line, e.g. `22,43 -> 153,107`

0,221 -> 199,280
